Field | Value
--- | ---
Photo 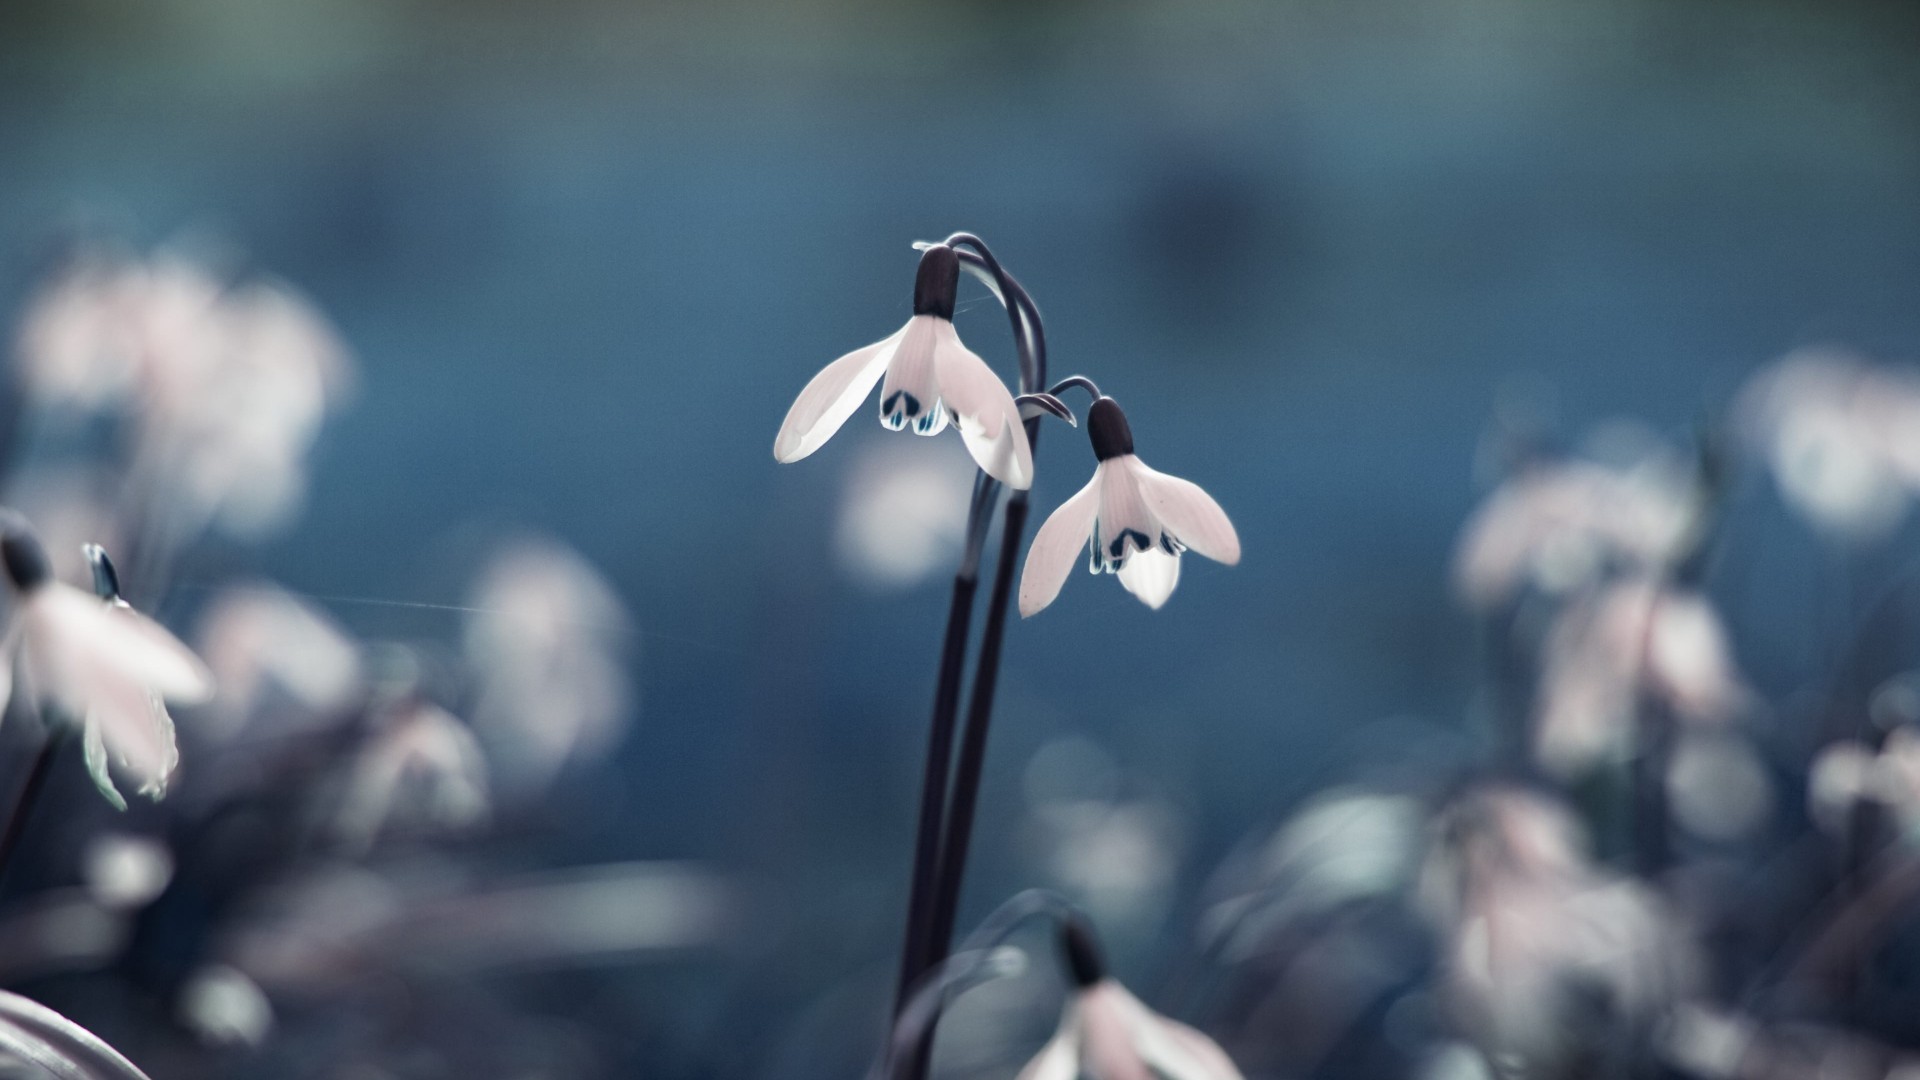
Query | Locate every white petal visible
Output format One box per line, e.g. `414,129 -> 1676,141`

772,323 -> 905,462
86,673 -> 178,800
1127,458 -> 1240,565
1081,984 -> 1155,1080
36,587 -> 214,703
1117,549 -> 1181,609
1016,1027 -> 1081,1080
932,320 -> 1033,489
81,720 -> 127,812
1136,1017 -> 1244,1080
1020,471 -> 1104,617
877,316 -> 948,436
1094,458 -> 1160,569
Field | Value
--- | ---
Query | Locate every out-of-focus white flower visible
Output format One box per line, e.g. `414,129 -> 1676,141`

834,442 -> 975,588
465,539 -> 632,792
1420,788 -> 1696,1071
1453,453 -> 1697,609
11,252 -> 149,412
83,833 -> 174,910
1018,920 -> 1243,1080
1200,788 -> 1423,964
132,273 -> 353,540
0,525 -> 211,808
1534,578 -> 1751,776
178,964 -> 273,1048
334,701 -> 489,851
774,244 -> 1032,488
1666,730 -> 1774,841
1020,396 -> 1239,615
195,584 -> 362,742
1736,348 -> 1920,540
1809,728 -> 1920,839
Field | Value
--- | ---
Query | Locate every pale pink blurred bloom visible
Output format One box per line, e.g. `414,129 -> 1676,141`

334,701 -> 489,851
1020,979 -> 1243,1080
195,584 -> 362,743
11,254 -> 149,411
131,276 -> 353,541
0,529 -> 211,808
1737,348 -> 1920,540
464,539 -> 632,792
1421,788 -> 1697,1069
1809,729 -> 1920,838
1534,579 -> 1751,776
1453,457 -> 1696,609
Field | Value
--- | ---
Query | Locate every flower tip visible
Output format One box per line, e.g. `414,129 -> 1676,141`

0,519 -> 50,593
83,544 -> 121,601
1060,916 -> 1106,987
1087,398 -> 1134,462
913,244 -> 960,321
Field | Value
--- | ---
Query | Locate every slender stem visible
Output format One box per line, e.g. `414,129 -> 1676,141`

0,729 -> 68,888
925,490 -> 1032,959
892,572 -> 978,1012
891,233 -> 1048,1080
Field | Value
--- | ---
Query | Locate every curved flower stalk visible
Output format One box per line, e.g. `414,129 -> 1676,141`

773,243 -> 1033,489
1020,391 -> 1239,615
0,520 -> 211,808
1019,917 -> 1244,1080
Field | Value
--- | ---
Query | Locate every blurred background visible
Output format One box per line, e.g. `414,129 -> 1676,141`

0,0 -> 1917,1077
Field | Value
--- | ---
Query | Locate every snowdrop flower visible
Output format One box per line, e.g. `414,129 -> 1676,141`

1809,728 -> 1920,839
1018,918 -> 1243,1080
1453,453 -> 1697,609
464,538 -> 633,792
1736,348 -> 1920,540
334,699 -> 489,852
1533,577 -> 1750,776
1419,788 -> 1696,1072
773,244 -> 1033,489
1019,395 -> 1239,615
0,524 -> 211,808
195,583 -> 363,742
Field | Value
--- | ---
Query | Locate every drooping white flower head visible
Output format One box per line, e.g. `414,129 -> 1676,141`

1018,919 -> 1244,1080
773,244 -> 1033,489
0,523 -> 212,808
1019,397 -> 1239,616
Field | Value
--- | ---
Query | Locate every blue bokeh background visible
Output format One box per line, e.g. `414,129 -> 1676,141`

2,0 -> 1918,1073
